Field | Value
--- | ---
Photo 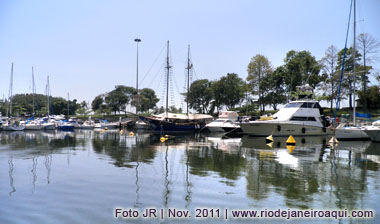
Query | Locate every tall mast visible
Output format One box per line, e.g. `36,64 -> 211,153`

8,63 -> 14,117
47,76 -> 50,117
32,66 -> 35,116
67,92 -> 70,117
353,0 -> 356,126
165,41 -> 171,118
134,38 -> 141,114
186,45 -> 191,116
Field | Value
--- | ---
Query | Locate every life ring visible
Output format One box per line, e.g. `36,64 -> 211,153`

302,127 -> 306,134
277,125 -> 281,132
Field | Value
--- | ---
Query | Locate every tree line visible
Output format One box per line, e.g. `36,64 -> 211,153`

185,33 -> 380,115
0,93 -> 87,117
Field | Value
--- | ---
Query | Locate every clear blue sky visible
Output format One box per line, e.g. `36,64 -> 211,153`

1,0 -> 379,109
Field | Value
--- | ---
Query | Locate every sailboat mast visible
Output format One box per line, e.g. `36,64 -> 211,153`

67,93 -> 70,117
8,63 -> 14,117
353,0 -> 357,126
32,67 -> 35,116
186,45 -> 190,116
47,76 -> 50,117
165,41 -> 170,118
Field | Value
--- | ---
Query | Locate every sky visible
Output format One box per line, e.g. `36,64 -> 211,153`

0,0 -> 379,109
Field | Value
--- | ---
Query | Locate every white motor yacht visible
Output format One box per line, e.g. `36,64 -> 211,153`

240,100 -> 334,136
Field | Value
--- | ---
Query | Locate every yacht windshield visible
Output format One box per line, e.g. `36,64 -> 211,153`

284,102 -> 303,108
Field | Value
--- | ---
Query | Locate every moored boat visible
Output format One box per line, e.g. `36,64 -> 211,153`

206,111 -> 241,132
363,121 -> 380,142
240,100 -> 333,136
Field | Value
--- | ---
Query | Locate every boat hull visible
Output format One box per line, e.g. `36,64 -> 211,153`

364,127 -> 380,142
240,122 -> 333,136
139,116 -> 205,132
335,127 -> 369,140
25,124 -> 42,130
42,124 -> 56,130
58,125 -> 75,131
3,125 -> 26,131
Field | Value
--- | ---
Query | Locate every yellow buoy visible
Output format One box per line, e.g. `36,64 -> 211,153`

266,142 -> 273,148
129,131 -> 134,136
120,130 -> 124,134
160,137 -> 166,143
105,127 -> 108,130
266,134 -> 273,142
286,145 -> 296,153
286,135 -> 296,145
328,136 -> 339,144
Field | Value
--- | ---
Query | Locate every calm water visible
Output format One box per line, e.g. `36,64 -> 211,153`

1,130 -> 380,223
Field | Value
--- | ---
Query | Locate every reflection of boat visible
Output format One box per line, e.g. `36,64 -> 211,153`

206,136 -> 241,152
206,111 -> 241,132
335,140 -> 371,152
241,135 -> 328,150
240,98 -> 333,136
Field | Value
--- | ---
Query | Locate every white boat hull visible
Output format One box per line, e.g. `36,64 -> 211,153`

240,122 -> 333,136
25,124 -> 42,130
42,123 -> 56,130
335,127 -> 369,140
3,125 -> 26,131
364,126 -> 380,142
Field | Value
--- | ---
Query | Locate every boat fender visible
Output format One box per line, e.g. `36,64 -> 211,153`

277,125 -> 281,132
322,127 -> 326,132
302,127 -> 306,134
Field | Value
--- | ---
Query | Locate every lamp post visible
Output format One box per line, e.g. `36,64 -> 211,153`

134,38 -> 141,114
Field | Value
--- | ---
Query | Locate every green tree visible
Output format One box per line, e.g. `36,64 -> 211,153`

357,33 -> 380,110
321,45 -> 339,111
185,79 -> 213,114
105,89 -> 129,115
357,86 -> 380,109
261,66 -> 287,110
336,47 -> 362,109
283,50 -> 322,95
247,54 -> 272,114
216,73 -> 245,110
131,88 -> 159,113
91,94 -> 105,112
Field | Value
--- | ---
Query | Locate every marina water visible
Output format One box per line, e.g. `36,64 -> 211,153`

1,130 -> 379,223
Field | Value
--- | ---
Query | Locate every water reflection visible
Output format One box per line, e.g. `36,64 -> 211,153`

1,130 -> 379,223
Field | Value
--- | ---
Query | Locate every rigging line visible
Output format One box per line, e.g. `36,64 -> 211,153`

172,69 -> 184,108
147,62 -> 165,90
139,43 -> 167,88
334,0 -> 353,124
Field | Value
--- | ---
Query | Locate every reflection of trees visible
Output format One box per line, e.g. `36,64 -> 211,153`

244,145 -> 370,210
187,145 -> 247,181
0,131 -> 85,152
91,132 -> 156,167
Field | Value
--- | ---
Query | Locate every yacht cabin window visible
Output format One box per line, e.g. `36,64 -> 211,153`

290,116 -> 316,121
